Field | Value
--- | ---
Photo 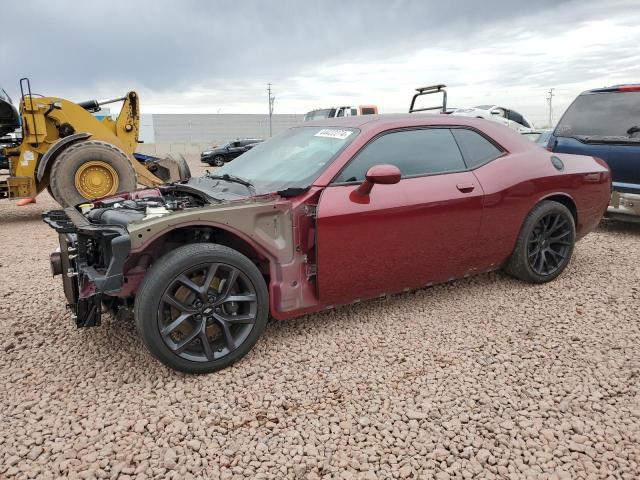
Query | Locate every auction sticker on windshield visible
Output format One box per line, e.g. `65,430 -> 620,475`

314,129 -> 353,140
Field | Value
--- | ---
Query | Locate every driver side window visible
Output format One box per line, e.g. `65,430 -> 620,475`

334,128 -> 466,183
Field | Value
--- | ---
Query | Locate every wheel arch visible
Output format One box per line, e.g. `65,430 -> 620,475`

35,132 -> 92,184
130,222 -> 276,281
504,192 -> 578,266
538,192 -> 578,224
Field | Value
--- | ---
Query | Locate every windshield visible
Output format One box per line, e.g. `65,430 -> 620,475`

475,105 -> 494,110
304,109 -> 334,121
216,126 -> 358,193
555,91 -> 640,141
0,88 -> 11,103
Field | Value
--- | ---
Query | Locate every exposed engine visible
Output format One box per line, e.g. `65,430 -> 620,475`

85,186 -> 212,227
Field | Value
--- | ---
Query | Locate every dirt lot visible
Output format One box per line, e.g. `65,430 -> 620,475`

1,162 -> 639,479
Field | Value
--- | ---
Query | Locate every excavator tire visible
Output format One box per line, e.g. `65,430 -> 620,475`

49,140 -> 137,207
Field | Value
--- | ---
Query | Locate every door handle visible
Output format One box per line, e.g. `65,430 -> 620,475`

456,183 -> 475,193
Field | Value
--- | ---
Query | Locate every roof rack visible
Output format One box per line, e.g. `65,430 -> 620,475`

409,84 -> 447,114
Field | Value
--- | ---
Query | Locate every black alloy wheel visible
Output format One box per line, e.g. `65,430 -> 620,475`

158,262 -> 257,363
526,212 -> 573,276
505,200 -> 576,283
135,244 -> 269,373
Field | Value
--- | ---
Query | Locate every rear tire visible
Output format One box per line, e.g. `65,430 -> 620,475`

504,200 -> 576,283
49,140 -> 137,207
134,243 -> 269,373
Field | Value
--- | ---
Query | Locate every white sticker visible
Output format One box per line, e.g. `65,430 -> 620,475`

21,150 -> 35,167
314,129 -> 353,140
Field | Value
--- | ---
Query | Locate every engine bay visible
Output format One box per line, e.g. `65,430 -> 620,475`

85,184 -> 213,227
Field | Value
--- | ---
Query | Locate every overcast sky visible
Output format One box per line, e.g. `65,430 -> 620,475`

2,0 -> 639,126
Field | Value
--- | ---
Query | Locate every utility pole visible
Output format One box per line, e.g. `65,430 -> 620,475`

267,83 -> 275,137
546,88 -> 555,128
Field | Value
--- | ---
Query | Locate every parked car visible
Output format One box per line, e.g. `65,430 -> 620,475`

520,129 -> 552,144
201,139 -> 263,166
44,115 -> 610,373
544,84 -> 640,222
453,105 -> 535,133
304,105 -> 378,121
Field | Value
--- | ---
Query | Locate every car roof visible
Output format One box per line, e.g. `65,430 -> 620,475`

304,113 -> 537,152
304,113 -> 492,130
584,84 -> 640,94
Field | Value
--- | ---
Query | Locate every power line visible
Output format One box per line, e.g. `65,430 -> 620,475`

267,83 -> 275,137
546,88 -> 555,127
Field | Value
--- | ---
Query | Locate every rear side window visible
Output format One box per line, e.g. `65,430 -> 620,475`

555,91 -> 640,139
507,110 -> 531,128
451,129 -> 503,168
335,128 -> 466,183
361,107 -> 376,115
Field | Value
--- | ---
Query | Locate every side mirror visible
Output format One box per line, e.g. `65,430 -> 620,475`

491,110 -> 502,115
355,164 -> 401,195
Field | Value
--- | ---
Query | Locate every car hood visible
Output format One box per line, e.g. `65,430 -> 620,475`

202,147 -> 225,155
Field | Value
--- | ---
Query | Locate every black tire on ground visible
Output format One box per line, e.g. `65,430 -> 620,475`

134,243 -> 269,373
213,155 -> 226,167
49,140 -> 137,207
504,200 -> 576,283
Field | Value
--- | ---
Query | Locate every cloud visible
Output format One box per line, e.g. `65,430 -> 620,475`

1,0 -> 639,124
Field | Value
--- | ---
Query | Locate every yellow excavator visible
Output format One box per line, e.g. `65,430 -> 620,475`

0,78 -> 189,207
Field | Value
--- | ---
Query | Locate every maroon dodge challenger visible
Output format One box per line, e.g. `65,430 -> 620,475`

44,115 -> 611,373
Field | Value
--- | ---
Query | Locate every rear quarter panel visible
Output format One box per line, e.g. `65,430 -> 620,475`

472,150 -> 610,270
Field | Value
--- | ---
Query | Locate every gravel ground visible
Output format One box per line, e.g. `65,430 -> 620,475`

1,163 -> 639,479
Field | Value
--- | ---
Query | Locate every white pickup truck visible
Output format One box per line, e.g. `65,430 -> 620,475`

304,105 -> 378,121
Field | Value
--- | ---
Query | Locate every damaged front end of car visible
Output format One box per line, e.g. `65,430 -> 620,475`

44,207 -> 130,327
43,175 -> 302,328
43,181 -> 222,327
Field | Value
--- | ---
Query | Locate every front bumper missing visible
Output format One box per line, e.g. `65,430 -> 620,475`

43,208 -> 131,327
607,191 -> 640,223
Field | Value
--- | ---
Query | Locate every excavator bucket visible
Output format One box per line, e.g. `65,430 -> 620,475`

134,153 -> 191,184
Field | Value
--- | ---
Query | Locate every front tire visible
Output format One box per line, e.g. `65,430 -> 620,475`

505,200 -> 576,283
213,155 -> 225,167
134,243 -> 269,373
49,140 -> 137,207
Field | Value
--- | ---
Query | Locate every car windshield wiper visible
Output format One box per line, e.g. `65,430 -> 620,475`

205,172 -> 256,194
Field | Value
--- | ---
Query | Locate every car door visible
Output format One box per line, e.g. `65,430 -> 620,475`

315,127 -> 485,305
227,141 -> 244,158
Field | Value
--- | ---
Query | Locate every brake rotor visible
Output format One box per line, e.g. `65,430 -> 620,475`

169,275 -> 223,343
